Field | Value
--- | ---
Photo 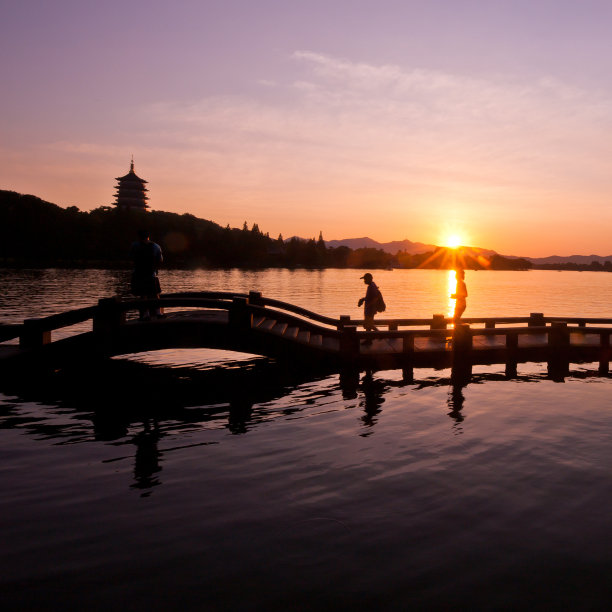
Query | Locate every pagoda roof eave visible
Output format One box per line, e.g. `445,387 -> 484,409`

116,173 -> 148,183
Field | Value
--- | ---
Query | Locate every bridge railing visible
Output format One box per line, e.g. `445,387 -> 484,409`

5,290 -> 612,359
1,306 -> 99,347
161,293 -> 612,331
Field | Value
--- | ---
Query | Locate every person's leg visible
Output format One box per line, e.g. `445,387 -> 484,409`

364,314 -> 376,331
138,298 -> 150,320
153,277 -> 164,317
454,300 -> 466,322
154,293 -> 165,318
363,315 -> 377,345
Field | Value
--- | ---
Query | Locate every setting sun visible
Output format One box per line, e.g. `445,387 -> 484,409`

445,235 -> 462,248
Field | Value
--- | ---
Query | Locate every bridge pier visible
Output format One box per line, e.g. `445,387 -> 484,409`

340,326 -> 359,359
401,335 -> 414,384
505,333 -> 518,378
547,321 -> 569,381
451,324 -> 472,385
599,332 -> 610,375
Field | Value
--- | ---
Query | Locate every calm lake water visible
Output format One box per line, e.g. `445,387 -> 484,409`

2,268 -> 612,610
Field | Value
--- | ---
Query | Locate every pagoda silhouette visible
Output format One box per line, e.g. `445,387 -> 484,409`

113,158 -> 149,210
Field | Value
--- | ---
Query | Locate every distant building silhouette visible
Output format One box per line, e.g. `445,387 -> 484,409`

113,158 -> 149,210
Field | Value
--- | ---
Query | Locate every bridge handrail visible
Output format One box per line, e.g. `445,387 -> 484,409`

119,297 -> 233,312
359,326 -> 551,340
162,290 -> 345,328
162,291 -> 248,300
359,325 -> 612,341
0,324 -> 23,342
135,291 -> 612,329
0,306 -> 99,344
255,297 -> 342,328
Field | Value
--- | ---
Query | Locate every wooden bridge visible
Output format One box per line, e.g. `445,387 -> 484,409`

1,291 -> 611,383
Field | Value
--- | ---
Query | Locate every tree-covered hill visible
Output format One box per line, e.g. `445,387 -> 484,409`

0,190 -> 531,270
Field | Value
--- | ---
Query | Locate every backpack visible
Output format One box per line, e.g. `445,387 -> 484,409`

376,288 -> 386,313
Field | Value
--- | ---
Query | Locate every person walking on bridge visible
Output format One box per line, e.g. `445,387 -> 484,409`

358,273 -> 380,345
451,268 -> 468,323
130,229 -> 164,321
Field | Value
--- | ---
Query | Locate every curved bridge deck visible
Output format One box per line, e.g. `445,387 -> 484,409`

1,290 -> 611,383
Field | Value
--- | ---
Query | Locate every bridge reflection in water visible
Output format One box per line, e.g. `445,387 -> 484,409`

1,290 -> 612,385
1,346 -> 608,498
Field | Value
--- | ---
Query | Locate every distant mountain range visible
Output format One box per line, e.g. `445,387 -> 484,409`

325,237 -> 612,265
325,237 -> 497,257
325,237 -> 437,254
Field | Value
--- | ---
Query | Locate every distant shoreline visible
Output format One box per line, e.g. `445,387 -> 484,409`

3,261 -> 609,272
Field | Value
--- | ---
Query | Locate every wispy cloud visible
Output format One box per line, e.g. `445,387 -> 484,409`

140,50 -> 612,200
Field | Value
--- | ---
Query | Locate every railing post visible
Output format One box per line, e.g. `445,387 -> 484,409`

20,319 -> 51,349
248,291 -> 262,306
229,297 -> 252,331
388,322 -> 398,331
338,315 -> 351,330
599,331 -> 610,375
93,297 -> 126,335
431,314 -> 447,330
485,321 -> 496,329
505,332 -> 518,378
529,312 -> 545,327
402,334 -> 414,383
548,321 -> 569,380
451,323 -> 472,384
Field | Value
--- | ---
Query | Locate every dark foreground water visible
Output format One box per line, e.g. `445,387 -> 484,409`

3,269 -> 612,610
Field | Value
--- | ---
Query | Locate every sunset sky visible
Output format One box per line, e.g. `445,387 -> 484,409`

2,0 -> 612,257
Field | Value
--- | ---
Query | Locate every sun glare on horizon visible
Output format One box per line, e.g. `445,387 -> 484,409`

444,234 -> 462,248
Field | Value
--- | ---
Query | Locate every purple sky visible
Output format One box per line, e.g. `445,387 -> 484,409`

2,0 -> 612,255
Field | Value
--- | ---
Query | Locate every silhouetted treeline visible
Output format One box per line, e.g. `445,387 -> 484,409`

534,261 -> 612,272
395,248 -> 532,270
0,190 -> 530,270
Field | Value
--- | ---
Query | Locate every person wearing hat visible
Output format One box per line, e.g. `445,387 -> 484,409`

358,273 -> 380,341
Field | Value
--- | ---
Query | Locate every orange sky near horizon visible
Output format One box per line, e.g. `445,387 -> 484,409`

3,1 -> 612,258
8,151 -> 610,258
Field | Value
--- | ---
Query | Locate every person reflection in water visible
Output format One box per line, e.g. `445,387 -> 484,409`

451,268 -> 468,323
360,371 -> 385,430
447,383 -> 465,430
132,420 -> 162,493
130,229 -> 164,321
358,273 -> 379,346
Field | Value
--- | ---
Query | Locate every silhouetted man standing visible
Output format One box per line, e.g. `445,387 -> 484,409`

130,229 -> 163,320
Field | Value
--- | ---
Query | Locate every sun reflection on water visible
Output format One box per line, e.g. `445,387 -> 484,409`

447,269 -> 457,319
